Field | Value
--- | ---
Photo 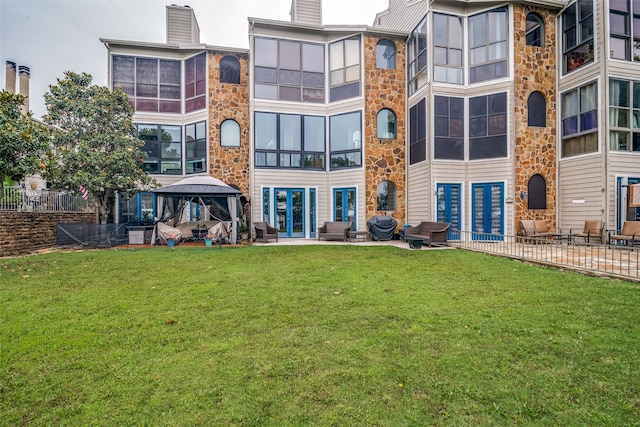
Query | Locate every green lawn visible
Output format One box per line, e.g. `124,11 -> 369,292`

1,245 -> 639,426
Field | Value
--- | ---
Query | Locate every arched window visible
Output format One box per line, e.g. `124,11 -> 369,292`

377,108 -> 396,139
220,119 -> 240,147
220,56 -> 240,84
377,181 -> 396,211
527,174 -> 547,210
376,39 -> 396,69
528,91 -> 547,127
526,13 -> 544,47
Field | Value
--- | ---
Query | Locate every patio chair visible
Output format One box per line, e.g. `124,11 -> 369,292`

253,222 -> 278,242
570,220 -> 604,244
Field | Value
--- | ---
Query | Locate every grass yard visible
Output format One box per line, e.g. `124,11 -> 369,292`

1,245 -> 639,426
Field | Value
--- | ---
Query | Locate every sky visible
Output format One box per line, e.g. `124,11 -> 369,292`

0,0 -> 389,119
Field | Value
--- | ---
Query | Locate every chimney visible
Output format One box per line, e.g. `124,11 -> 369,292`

290,0 -> 322,26
18,65 -> 30,115
166,5 -> 200,45
5,61 -> 16,94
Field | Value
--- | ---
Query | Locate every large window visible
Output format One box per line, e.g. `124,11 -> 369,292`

609,0 -> 640,61
254,112 -> 325,169
409,99 -> 426,164
468,7 -> 508,83
561,81 -> 598,157
113,56 -> 181,113
185,53 -> 206,113
562,0 -> 594,74
610,78 -> 640,151
433,13 -> 463,84
377,108 -> 396,139
220,56 -> 240,84
330,111 -> 362,169
138,124 -> 183,175
469,92 -> 508,160
254,38 -> 325,103
376,39 -> 396,69
408,16 -> 428,95
434,95 -> 464,160
185,121 -> 206,174
329,37 -> 361,102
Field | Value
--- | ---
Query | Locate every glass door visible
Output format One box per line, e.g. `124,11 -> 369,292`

333,188 -> 356,229
617,177 -> 640,230
275,188 -> 305,238
471,182 -> 504,241
436,183 -> 461,240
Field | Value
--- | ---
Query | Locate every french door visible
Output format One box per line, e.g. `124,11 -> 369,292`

275,188 -> 305,238
471,182 -> 504,241
333,188 -> 356,229
436,183 -> 461,240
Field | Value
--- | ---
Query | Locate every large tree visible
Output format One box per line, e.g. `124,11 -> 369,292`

44,71 -> 157,223
0,90 -> 49,190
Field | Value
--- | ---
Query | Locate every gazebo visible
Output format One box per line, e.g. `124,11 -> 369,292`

151,176 -> 243,244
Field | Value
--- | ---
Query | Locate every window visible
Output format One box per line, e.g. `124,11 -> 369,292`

330,111 -> 362,169
468,7 -> 508,83
561,81 -> 598,157
434,95 -> 464,160
220,56 -> 240,84
469,92 -> 508,160
408,16 -> 428,95
113,55 -> 181,113
185,53 -> 206,113
377,181 -> 396,211
528,92 -> 547,127
220,119 -> 240,147
185,121 -> 206,174
526,13 -> 545,47
254,38 -> 325,103
254,112 -> 325,169
562,0 -> 594,74
609,0 -> 639,61
527,174 -> 547,209
138,124 -> 183,175
377,108 -> 396,139
409,99 -> 426,164
609,78 -> 640,151
376,39 -> 396,69
433,13 -> 463,84
329,37 -> 361,102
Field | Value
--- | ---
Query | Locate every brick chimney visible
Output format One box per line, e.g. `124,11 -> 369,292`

5,61 -> 16,93
18,65 -> 30,115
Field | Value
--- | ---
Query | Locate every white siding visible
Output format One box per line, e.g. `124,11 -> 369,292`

407,162 -> 430,223
291,0 -> 322,26
557,155 -> 605,232
166,6 -> 200,45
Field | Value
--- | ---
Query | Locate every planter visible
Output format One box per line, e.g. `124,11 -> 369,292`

167,239 -> 175,247
204,238 -> 213,246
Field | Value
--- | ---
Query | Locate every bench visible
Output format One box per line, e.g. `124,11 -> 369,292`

609,221 -> 640,246
403,222 -> 451,247
318,221 -> 352,241
518,219 -> 554,242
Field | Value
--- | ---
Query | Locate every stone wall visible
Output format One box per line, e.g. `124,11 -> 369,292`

208,51 -> 251,196
0,212 -> 95,257
364,34 -> 407,229
513,5 -> 558,230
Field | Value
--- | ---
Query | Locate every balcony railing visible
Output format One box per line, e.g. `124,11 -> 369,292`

1,186 -> 93,213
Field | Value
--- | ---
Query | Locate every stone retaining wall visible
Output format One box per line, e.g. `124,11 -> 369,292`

0,212 -> 95,257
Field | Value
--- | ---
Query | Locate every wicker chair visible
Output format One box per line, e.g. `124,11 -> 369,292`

253,222 -> 278,242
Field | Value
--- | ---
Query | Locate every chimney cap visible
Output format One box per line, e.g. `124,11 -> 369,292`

6,61 -> 16,69
18,65 -> 30,77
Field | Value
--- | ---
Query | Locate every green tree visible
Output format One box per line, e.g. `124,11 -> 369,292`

0,90 -> 49,191
44,71 -> 157,223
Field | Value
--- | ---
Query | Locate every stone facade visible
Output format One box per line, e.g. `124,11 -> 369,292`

513,5 -> 557,230
364,34 -> 407,230
208,51 -> 251,196
0,212 -> 95,257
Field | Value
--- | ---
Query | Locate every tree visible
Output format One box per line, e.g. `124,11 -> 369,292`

0,90 -> 49,191
44,71 -> 157,223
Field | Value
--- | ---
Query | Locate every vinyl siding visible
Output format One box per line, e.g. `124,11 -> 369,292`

291,0 -> 322,26
557,155 -> 605,232
167,7 -> 199,45
407,162 -> 430,223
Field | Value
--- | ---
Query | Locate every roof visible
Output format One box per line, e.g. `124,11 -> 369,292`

152,176 -> 242,196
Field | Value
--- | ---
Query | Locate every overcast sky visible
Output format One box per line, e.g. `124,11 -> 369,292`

0,0 -> 389,119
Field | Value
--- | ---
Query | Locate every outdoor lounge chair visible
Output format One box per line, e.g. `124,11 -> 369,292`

570,220 -> 604,244
403,222 -> 451,247
609,221 -> 640,246
253,222 -> 278,242
518,219 -> 554,242
318,221 -> 352,241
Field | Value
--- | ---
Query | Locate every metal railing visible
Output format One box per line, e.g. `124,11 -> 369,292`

1,186 -> 93,212
448,230 -> 640,282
